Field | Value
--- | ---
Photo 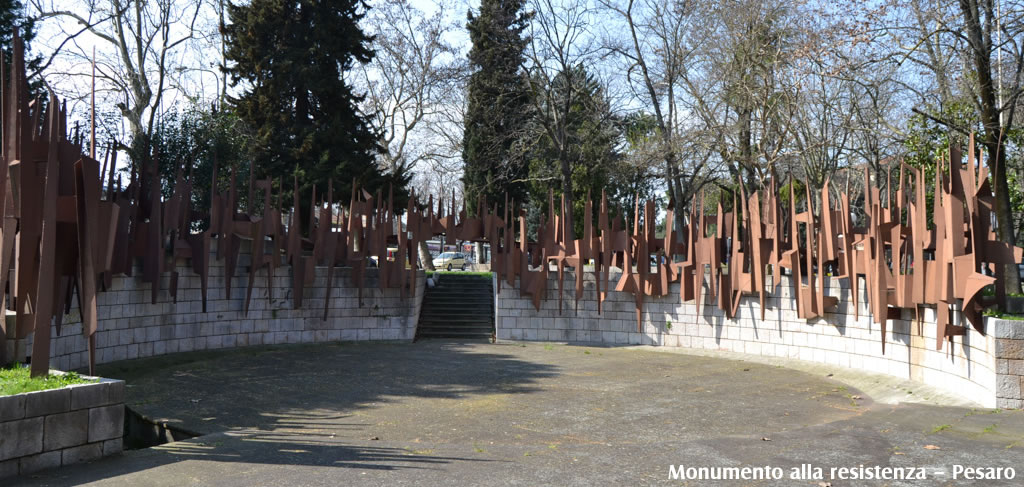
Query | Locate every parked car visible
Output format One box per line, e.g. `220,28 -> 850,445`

433,252 -> 467,271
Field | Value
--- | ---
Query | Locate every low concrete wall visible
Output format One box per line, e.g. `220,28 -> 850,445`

0,377 -> 124,479
19,241 -> 425,371
496,271 -> 1024,409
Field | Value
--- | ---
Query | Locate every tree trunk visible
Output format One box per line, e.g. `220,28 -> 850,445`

418,240 -> 435,271
474,241 -> 485,267
561,153 -> 574,237
985,138 -> 1022,293
959,0 -> 1022,293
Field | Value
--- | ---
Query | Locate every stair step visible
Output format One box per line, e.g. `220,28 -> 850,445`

417,276 -> 495,341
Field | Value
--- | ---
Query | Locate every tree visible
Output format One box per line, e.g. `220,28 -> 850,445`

1,0 -> 41,90
855,0 -> 1024,293
600,0 -> 720,229
223,0 -> 407,223
524,0 -> 598,231
526,65 -> 634,235
31,0 -> 206,156
356,0 -> 467,269
462,0 -> 534,210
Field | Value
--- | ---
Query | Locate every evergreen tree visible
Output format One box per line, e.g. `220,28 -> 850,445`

223,0 -> 408,223
462,0 -> 533,211
0,0 -> 42,95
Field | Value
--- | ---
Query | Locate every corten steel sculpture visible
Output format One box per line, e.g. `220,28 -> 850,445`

1,33 -> 1021,378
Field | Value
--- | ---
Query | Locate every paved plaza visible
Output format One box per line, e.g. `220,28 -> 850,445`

11,341 -> 1024,486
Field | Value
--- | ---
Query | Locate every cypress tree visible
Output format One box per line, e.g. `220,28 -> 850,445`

223,0 -> 408,220
462,0 -> 533,211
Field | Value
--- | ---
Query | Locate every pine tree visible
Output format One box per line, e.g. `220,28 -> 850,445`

462,0 -> 533,211
223,0 -> 408,221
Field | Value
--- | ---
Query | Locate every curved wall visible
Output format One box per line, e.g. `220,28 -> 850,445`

496,271 -> 1024,409
25,242 -> 425,372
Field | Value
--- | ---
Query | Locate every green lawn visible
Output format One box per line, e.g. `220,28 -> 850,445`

0,364 -> 96,396
433,270 -> 494,277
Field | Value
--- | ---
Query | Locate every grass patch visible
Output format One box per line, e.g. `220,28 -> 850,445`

983,308 -> 1024,320
434,270 -> 493,277
0,364 -> 96,396
930,424 -> 951,434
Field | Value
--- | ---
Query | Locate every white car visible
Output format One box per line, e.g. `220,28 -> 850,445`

432,252 -> 467,271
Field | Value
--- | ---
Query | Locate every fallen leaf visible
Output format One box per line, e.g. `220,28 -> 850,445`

894,452 -> 904,455
923,444 -> 941,450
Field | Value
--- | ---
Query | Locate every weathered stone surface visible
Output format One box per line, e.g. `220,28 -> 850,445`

997,375 -> 1022,399
101,438 -> 123,456
996,338 -> 1024,360
0,458 -> 18,479
106,380 -> 125,405
990,319 -> 1024,339
0,417 -> 43,460
61,443 -> 102,465
88,405 -> 124,443
24,388 -> 70,418
0,394 -> 26,422
42,410 -> 88,451
69,382 -> 109,410
18,450 -> 60,475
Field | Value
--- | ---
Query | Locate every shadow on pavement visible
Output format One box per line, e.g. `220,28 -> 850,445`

13,340 -> 551,486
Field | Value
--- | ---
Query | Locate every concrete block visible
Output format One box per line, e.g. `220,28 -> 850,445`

996,339 -> 1024,360
996,397 -> 1023,409
69,383 -> 109,410
990,319 -> 1024,339
61,442 -> 102,465
996,375 -> 1021,399
0,458 -> 18,479
1006,359 -> 1024,377
18,450 -> 60,475
0,417 -> 43,459
43,410 -> 88,451
101,438 -> 123,456
24,388 -> 70,418
0,394 -> 26,422
88,405 -> 124,443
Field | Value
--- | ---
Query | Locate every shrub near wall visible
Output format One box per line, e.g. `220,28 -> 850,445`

496,271 -> 1024,409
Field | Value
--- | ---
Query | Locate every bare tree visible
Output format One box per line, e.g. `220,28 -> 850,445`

524,0 -> 598,218
857,0 -> 1024,292
600,0 -> 719,226
30,0 -> 206,149
356,0 -> 468,269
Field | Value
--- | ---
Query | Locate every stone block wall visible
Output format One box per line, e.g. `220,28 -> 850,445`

19,240 -> 425,371
0,378 -> 124,478
496,271 -> 1024,408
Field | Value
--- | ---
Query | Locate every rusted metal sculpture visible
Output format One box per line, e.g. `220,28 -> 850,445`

2,32 -> 1020,378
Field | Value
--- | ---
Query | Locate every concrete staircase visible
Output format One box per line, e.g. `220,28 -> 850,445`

416,274 -> 494,340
